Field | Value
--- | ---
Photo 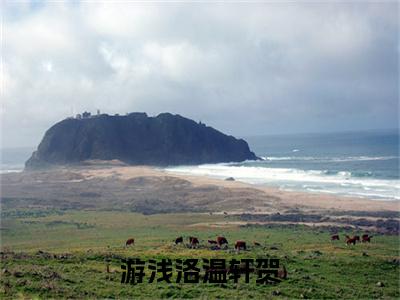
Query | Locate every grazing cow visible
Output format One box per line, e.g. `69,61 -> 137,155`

361,234 -> 372,242
254,241 -> 262,247
125,238 -> 135,246
331,234 -> 340,241
217,236 -> 228,247
208,240 -> 218,245
362,235 -> 372,243
175,236 -> 183,245
345,235 -> 357,245
277,265 -> 287,280
189,236 -> 199,248
354,235 -> 360,242
235,240 -> 247,251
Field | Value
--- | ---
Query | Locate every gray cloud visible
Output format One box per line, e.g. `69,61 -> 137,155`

2,1 -> 398,147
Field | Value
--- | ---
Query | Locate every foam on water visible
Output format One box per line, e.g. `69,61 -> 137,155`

263,156 -> 397,162
166,162 -> 400,201
0,169 -> 23,174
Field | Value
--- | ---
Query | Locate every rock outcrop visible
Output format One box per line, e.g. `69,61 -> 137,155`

25,112 -> 258,169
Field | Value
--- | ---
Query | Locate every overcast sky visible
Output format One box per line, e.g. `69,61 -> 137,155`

2,1 -> 399,148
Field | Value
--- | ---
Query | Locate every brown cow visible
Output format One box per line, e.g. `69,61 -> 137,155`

354,235 -> 360,242
345,235 -> 357,245
189,236 -> 198,243
217,236 -> 228,247
175,236 -> 183,245
362,235 -> 372,243
235,240 -> 246,251
189,236 -> 199,248
277,265 -> 287,280
331,234 -> 340,241
125,238 -> 134,246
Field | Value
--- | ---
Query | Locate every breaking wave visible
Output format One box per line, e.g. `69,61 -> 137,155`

165,163 -> 400,201
261,155 -> 397,162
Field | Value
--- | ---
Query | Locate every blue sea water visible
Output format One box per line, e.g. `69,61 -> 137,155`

166,130 -> 400,201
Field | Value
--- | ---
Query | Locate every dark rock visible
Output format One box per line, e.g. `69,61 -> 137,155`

25,112 -> 259,169
225,177 -> 235,181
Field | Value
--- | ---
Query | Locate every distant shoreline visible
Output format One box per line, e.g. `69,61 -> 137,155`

2,164 -> 399,236
73,164 -> 399,213
164,165 -> 400,203
1,162 -> 399,205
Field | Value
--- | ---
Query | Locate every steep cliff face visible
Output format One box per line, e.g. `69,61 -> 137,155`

25,112 -> 259,169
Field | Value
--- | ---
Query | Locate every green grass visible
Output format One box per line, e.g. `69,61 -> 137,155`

1,210 -> 399,299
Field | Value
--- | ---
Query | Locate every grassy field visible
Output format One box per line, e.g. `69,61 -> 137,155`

1,209 -> 399,299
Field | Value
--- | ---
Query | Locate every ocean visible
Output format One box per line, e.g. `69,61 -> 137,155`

0,147 -> 35,174
166,129 -> 400,201
1,130 -> 399,201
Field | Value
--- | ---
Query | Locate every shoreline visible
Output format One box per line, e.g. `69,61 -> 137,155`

3,157 -> 399,202
2,164 -> 399,235
2,163 -> 399,214
78,165 -> 400,213
165,169 -> 400,203
163,163 -> 400,202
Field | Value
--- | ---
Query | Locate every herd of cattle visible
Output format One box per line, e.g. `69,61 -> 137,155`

176,236 -> 248,250
125,233 -> 373,248
331,234 -> 373,245
125,236 -> 253,250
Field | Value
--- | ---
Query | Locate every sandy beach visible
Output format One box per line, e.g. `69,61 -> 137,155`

2,163 -> 398,234
80,164 -> 399,213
